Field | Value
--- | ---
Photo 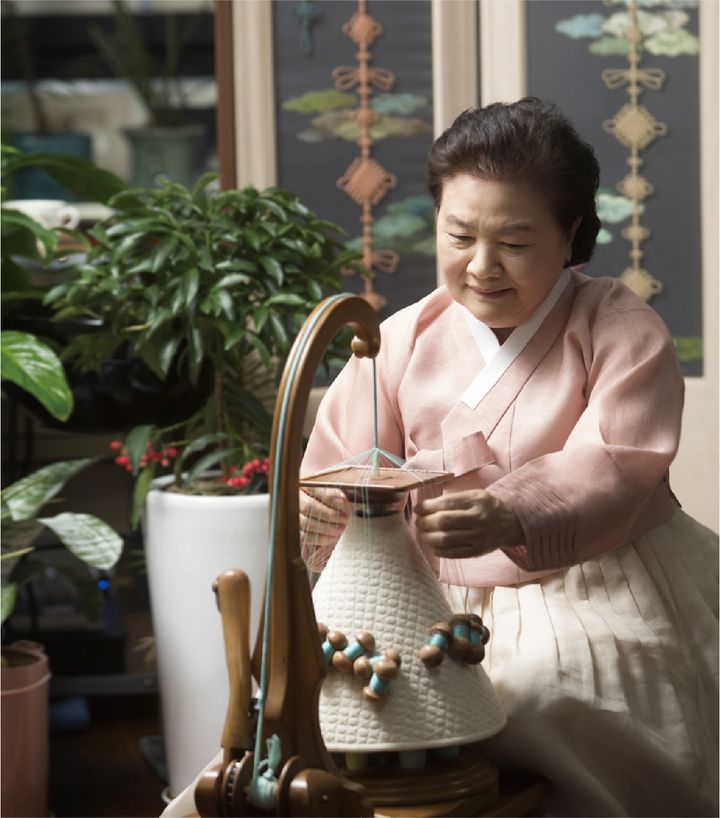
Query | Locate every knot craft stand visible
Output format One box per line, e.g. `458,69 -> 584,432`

193,295 -> 540,817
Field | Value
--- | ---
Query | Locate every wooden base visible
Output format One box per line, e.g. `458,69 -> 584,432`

339,745 -> 498,808
184,775 -> 546,818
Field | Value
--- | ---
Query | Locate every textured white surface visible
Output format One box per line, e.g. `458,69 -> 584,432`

312,511 -> 506,752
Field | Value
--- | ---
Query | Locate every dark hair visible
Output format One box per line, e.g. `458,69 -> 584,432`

427,97 -> 601,266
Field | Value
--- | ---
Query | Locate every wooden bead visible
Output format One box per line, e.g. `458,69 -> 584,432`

464,644 -> 485,665
383,648 -> 402,667
353,655 -> 373,679
362,683 -> 387,701
373,658 -> 398,681
327,630 -> 347,651
317,622 -> 329,641
351,335 -> 381,359
355,630 -> 375,653
418,644 -> 444,668
332,651 -> 353,673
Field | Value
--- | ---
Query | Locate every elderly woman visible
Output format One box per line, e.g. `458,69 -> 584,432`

300,98 -> 718,817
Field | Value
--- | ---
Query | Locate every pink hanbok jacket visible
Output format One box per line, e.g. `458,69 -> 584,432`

301,270 -> 684,587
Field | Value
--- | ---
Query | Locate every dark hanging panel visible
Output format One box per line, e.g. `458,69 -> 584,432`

526,0 -> 702,375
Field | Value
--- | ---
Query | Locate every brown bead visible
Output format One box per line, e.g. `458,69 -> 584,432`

430,622 -> 452,642
355,630 -> 375,653
353,656 -> 373,679
373,658 -> 398,681
332,651 -> 353,673
449,636 -> 470,660
383,648 -> 402,668
317,622 -> 329,641
362,684 -> 385,701
327,630 -> 347,651
464,644 -> 485,665
351,335 -> 381,359
418,644 -> 444,668
467,613 -> 484,629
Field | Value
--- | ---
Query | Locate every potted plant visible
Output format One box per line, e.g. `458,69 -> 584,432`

88,0 -> 209,188
1,0 -> 94,201
1,325 -> 123,818
43,172 -> 362,797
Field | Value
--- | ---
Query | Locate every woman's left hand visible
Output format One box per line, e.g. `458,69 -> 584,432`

414,489 -> 525,559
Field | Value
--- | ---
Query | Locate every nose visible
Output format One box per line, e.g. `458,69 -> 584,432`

466,242 -> 501,279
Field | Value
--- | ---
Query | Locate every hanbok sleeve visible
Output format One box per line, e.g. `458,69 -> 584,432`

489,306 -> 684,571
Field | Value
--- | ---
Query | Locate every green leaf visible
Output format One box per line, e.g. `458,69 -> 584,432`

259,255 -> 284,285
181,267 -> 200,307
1,583 -> 17,623
38,513 -> 123,569
1,208 -> 58,258
0,331 -> 74,421
2,519 -> 44,551
185,447 -> 239,485
265,293 -> 307,307
3,153 -> 124,203
216,259 -> 256,273
269,314 -> 289,347
125,424 -> 154,473
131,466 -> 155,529
192,172 -> 218,198
213,273 -> 252,289
1,459 -> 93,523
178,432 -> 231,464
158,336 -> 181,377
151,235 -> 179,273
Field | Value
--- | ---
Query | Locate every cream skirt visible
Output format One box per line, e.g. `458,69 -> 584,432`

446,508 -> 719,817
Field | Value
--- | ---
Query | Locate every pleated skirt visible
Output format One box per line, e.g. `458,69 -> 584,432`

446,508 -> 719,817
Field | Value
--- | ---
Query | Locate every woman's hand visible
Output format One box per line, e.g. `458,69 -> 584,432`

414,489 -> 524,559
299,487 -> 350,550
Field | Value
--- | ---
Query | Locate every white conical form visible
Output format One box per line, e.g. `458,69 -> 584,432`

312,509 -> 507,752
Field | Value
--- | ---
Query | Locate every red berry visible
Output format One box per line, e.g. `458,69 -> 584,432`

115,455 -> 129,465
166,447 -> 178,458
110,440 -> 123,451
161,459 -> 169,467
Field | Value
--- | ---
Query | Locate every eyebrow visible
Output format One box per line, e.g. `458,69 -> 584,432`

445,214 -> 536,233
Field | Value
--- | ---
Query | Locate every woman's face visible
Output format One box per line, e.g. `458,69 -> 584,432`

436,174 -> 577,340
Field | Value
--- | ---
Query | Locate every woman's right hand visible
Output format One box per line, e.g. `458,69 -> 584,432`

299,487 -> 350,552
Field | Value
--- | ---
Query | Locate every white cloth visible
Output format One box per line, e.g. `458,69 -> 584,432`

447,508 -> 718,817
459,268 -> 571,408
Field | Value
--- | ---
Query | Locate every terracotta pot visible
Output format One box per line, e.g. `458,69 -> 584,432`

1,641 -> 51,817
144,479 -> 270,797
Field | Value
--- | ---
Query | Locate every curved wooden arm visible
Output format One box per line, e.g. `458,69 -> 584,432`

252,294 -> 381,770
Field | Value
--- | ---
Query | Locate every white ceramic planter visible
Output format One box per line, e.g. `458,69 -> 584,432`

144,479 -> 270,798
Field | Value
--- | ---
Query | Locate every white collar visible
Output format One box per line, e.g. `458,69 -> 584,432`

458,268 -> 571,410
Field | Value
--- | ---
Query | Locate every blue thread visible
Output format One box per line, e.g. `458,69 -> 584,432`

469,630 -> 483,646
344,641 -> 365,661
322,641 -> 335,662
452,622 -> 470,640
369,674 -> 390,695
430,632 -> 449,650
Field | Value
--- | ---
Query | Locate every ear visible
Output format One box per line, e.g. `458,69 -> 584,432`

565,216 -> 582,264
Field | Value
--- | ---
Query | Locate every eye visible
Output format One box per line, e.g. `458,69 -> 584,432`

500,242 -> 530,250
448,233 -> 473,243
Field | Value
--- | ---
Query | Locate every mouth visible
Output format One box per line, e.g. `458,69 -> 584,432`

468,285 -> 513,300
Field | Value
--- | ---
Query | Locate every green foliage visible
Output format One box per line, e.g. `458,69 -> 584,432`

1,460 -> 123,623
46,173 -> 364,511
89,0 -> 201,128
1,330 -> 74,421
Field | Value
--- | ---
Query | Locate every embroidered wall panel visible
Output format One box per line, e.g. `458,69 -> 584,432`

526,0 -> 702,375
273,0 -> 436,322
